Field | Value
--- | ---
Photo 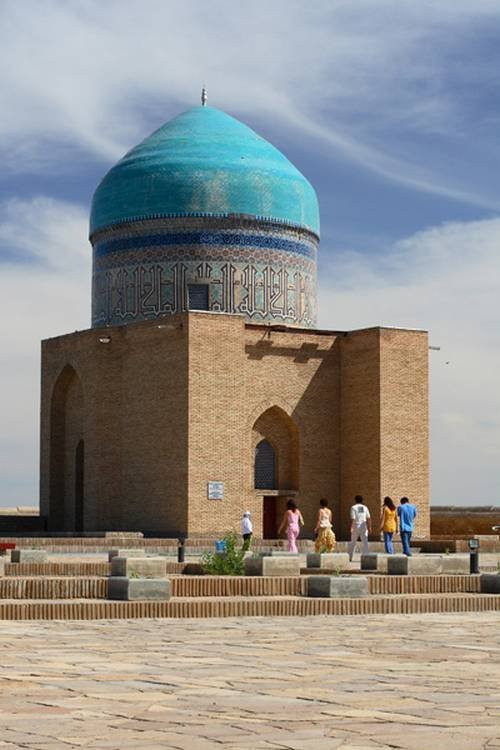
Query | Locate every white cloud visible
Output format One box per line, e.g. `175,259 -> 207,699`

0,197 -> 89,506
1,0 -> 500,206
319,217 -> 500,506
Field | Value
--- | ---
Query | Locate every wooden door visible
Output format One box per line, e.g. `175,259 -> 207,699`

263,496 -> 277,539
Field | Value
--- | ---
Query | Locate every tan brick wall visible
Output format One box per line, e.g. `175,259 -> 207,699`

339,327 -> 429,539
339,329 -> 381,537
41,317 -> 189,534
40,314 -> 429,540
186,314 -> 340,538
379,328 -> 429,538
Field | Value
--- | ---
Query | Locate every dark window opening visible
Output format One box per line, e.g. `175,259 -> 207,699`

188,284 -> 209,311
255,439 -> 276,489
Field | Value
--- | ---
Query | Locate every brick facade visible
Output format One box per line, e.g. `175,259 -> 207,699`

40,313 -> 429,539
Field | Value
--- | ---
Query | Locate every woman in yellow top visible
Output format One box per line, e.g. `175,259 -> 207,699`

380,496 -> 398,554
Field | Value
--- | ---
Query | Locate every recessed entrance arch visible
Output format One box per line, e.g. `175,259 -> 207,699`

252,405 -> 299,538
49,364 -> 84,531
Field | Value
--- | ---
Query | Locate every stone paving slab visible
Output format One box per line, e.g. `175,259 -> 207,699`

0,613 -> 498,748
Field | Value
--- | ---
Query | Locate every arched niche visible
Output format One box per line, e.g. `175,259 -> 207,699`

49,365 -> 84,531
252,405 -> 299,491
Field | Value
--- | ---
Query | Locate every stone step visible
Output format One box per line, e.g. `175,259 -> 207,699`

0,593 -> 498,620
0,574 -> 481,600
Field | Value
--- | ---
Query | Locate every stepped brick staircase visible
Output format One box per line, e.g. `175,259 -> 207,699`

0,536 -> 498,620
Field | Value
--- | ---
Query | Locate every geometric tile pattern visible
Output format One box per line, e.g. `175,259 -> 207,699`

91,215 -> 318,328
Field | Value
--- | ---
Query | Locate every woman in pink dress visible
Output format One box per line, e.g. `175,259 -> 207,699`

278,499 -> 304,553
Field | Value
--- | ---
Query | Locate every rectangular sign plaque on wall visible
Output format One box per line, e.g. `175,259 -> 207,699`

207,481 -> 224,500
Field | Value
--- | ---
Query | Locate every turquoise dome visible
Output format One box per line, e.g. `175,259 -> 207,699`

90,105 -> 319,236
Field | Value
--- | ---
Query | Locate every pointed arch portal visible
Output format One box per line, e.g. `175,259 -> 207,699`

49,365 -> 84,531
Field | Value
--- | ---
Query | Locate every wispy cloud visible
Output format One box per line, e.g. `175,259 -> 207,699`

1,1 -> 500,208
319,217 -> 500,505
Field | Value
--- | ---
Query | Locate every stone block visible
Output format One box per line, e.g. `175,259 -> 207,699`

244,556 -> 301,577
306,553 -> 350,570
108,576 -> 171,601
360,553 -> 390,572
440,555 -> 470,574
307,575 -> 369,598
480,573 -> 500,594
387,555 -> 443,575
110,557 -> 167,578
108,549 -> 145,562
10,550 -> 49,564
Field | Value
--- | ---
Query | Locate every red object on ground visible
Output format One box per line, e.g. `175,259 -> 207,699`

0,543 -> 16,554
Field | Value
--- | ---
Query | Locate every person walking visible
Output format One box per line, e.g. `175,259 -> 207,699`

314,499 -> 336,553
241,511 -> 253,551
397,497 -> 417,556
380,497 -> 397,554
278,499 -> 304,553
348,495 -> 372,561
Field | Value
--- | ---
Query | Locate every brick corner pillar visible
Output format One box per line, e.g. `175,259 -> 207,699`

379,327 -> 429,539
339,327 -> 429,540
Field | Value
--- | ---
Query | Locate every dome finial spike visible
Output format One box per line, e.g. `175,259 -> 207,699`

201,86 -> 207,106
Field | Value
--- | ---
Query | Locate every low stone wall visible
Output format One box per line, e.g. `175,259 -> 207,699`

431,506 -> 500,536
0,594 -> 498,620
5,562 -> 111,577
4,562 -> 184,577
0,536 -> 312,552
0,577 -> 107,599
0,516 -> 46,533
0,574 -> 481,599
369,575 -> 479,595
172,576 -> 306,597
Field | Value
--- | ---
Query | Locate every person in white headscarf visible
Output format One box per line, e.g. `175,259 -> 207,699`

241,511 -> 253,551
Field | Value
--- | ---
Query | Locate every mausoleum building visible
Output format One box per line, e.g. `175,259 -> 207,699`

39,97 -> 430,539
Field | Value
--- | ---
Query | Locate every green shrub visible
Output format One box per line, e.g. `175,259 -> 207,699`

201,531 -> 245,576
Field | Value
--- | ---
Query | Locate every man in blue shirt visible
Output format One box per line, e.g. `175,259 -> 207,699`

397,497 -> 417,556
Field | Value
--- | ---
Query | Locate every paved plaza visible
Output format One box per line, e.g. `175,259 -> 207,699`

0,614 -> 499,749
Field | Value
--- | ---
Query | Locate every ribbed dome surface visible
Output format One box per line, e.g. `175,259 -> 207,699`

90,106 -> 319,236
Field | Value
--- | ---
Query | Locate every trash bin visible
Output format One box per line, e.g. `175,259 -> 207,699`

215,539 -> 227,554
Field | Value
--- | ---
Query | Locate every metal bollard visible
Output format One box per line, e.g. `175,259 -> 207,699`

468,538 -> 479,574
177,538 -> 185,563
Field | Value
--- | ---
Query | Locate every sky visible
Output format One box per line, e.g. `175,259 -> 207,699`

1,0 -> 499,508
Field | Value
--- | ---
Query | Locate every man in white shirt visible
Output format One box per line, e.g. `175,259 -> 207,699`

348,495 -> 372,561
241,511 -> 253,551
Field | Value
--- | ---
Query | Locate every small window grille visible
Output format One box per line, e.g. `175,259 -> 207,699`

188,284 -> 209,311
255,440 -> 276,489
